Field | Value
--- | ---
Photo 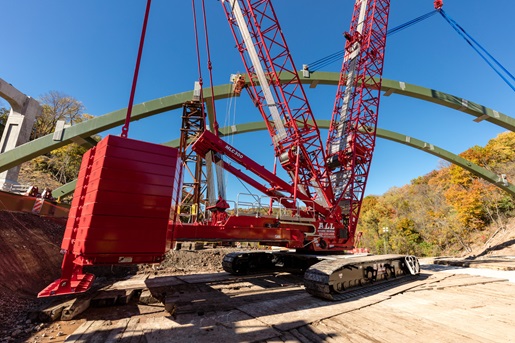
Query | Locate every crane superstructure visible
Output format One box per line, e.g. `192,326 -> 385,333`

214,0 -> 391,250
39,0 -> 420,300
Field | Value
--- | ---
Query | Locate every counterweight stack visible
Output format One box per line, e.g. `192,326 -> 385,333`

39,136 -> 182,297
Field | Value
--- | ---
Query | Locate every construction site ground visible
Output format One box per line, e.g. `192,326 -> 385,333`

1,210 -> 515,343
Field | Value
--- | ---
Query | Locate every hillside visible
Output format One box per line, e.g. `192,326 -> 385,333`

467,217 -> 515,258
358,131 -> 515,257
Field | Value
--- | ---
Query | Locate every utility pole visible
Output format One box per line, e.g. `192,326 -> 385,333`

382,227 -> 389,254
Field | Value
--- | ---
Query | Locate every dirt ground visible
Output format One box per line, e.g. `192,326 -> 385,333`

1,209 -> 514,342
0,210 -> 236,343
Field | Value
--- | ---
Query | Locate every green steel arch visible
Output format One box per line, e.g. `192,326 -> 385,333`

52,121 -> 515,199
1,73 -> 514,174
0,73 -> 512,197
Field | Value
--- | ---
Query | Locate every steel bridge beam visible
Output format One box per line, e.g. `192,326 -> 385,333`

53,121 -> 515,199
2,73 -> 513,176
0,73 -> 512,198
166,121 -> 515,196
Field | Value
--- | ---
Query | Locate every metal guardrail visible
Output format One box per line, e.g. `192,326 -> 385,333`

1,183 -> 30,194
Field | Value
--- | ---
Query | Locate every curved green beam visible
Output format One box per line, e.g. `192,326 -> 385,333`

1,73 -> 514,175
52,121 -> 515,199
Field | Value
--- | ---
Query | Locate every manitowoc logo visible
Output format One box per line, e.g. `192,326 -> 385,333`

225,144 -> 244,159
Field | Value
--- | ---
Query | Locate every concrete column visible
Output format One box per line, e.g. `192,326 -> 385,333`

0,78 -> 42,190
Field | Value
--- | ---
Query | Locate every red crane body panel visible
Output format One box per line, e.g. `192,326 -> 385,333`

63,135 -> 181,263
39,135 -> 182,297
173,215 -> 305,249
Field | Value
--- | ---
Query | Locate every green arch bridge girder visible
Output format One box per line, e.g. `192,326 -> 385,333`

53,121 -> 515,199
166,122 -> 515,198
1,72 -> 513,175
0,72 -> 511,197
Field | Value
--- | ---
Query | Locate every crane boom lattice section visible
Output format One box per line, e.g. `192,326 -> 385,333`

221,0 -> 333,207
326,0 -> 390,236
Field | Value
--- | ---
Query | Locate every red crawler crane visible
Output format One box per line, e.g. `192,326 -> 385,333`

40,0 -> 420,300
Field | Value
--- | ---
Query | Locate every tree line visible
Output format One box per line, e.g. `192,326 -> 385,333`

358,131 -> 515,256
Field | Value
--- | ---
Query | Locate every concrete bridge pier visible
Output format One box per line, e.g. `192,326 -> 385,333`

0,78 -> 42,190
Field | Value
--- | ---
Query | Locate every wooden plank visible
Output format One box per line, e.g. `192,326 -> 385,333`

83,320 -> 118,343
318,316 -> 383,343
371,286 -> 513,342
61,297 -> 91,321
239,277 -> 428,332
298,325 -> 333,343
117,317 -> 144,343
143,311 -> 281,343
38,298 -> 75,321
308,321 -> 346,343
273,332 -> 307,343
104,318 -> 131,343
342,308 -> 445,342
65,321 -> 94,343
104,274 -> 149,290
145,274 -> 184,287
65,320 -> 106,343
175,271 -> 234,284
288,328 -> 315,343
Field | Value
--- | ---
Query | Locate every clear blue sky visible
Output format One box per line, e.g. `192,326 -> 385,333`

1,1 -> 514,198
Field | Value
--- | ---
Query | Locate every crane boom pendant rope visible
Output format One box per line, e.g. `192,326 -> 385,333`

121,0 -> 152,138
201,0 -> 219,135
438,9 -> 515,92
308,9 -> 438,72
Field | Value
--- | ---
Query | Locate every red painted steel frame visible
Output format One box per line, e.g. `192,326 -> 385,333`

187,130 -> 352,250
326,0 -> 390,238
221,0 -> 334,206
192,130 -> 331,217
173,216 -> 305,249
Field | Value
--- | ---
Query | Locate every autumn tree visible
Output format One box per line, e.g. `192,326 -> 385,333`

26,92 -> 97,185
31,91 -> 86,140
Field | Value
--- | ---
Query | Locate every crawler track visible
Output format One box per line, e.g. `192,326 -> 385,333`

304,254 -> 420,300
222,251 -> 321,275
223,252 -> 421,300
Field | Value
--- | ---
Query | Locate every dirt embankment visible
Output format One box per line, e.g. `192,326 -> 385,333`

0,211 -> 66,337
466,217 -> 515,258
0,210 -> 231,342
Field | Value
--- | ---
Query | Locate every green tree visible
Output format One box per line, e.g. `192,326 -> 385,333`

0,106 -> 8,137
33,144 -> 89,184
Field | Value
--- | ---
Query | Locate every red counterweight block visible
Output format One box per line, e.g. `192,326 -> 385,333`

39,135 -> 182,297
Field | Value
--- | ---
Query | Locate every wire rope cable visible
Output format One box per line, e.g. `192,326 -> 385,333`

438,9 -> 515,92
308,10 -> 439,71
